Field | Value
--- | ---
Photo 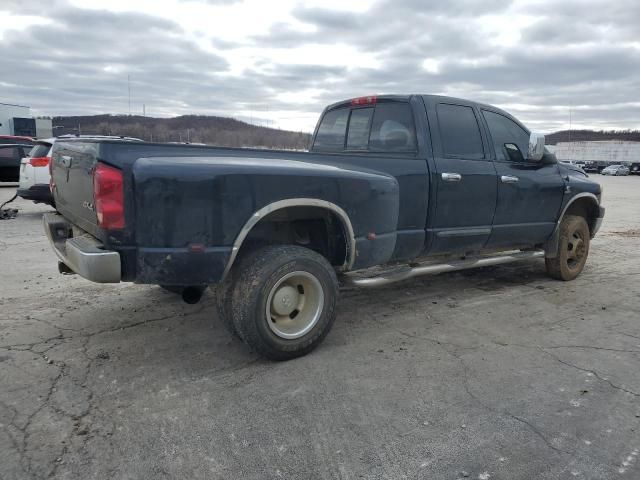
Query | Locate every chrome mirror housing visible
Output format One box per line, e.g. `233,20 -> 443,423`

528,132 -> 545,162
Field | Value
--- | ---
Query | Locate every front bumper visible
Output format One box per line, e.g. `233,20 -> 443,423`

43,212 -> 121,283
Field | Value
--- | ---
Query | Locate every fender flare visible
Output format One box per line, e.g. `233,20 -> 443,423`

222,198 -> 357,279
544,192 -> 599,258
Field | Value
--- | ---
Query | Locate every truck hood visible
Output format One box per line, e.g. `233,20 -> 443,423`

559,162 -> 588,178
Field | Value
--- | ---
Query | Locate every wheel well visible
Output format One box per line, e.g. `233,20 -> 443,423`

564,197 -> 599,235
235,206 -> 349,268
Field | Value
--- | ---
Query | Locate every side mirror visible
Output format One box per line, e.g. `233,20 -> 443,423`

528,132 -> 545,162
503,143 -> 524,162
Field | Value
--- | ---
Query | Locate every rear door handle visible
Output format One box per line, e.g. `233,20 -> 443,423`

441,172 -> 462,182
501,175 -> 519,183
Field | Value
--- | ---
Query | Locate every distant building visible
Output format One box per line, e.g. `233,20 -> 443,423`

0,102 -> 53,138
554,140 -> 640,165
35,118 -> 53,138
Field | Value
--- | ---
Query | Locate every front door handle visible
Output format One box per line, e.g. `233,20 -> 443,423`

501,175 -> 519,184
442,172 -> 462,182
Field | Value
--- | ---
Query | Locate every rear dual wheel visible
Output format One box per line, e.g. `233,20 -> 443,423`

215,245 -> 339,360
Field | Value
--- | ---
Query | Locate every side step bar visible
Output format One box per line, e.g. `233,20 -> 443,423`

342,250 -> 545,288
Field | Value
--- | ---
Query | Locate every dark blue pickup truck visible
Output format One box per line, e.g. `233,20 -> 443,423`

44,94 -> 604,360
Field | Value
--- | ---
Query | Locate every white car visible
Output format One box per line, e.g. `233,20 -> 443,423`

18,135 -> 142,206
17,138 -> 54,204
601,164 -> 630,176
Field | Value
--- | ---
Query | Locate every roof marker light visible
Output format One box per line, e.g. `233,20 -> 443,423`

350,96 -> 377,106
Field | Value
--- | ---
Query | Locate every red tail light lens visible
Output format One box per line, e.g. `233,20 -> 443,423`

93,162 -> 125,229
351,96 -> 377,106
29,156 -> 49,167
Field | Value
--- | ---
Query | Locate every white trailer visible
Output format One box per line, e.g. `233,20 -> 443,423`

554,140 -> 640,164
0,103 -> 32,136
0,103 -> 51,138
554,140 -> 640,174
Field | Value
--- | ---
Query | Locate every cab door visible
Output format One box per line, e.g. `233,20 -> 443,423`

424,99 -> 498,255
480,109 -> 564,248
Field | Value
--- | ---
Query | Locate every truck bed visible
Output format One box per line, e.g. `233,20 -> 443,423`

50,139 -> 400,284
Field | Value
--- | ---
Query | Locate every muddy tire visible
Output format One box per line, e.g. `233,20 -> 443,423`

545,215 -> 590,281
230,245 -> 338,361
212,272 -> 241,340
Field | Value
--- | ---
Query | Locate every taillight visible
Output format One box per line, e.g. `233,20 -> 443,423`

29,156 -> 49,167
93,162 -> 125,229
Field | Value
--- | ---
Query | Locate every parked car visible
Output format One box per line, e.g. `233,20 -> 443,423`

44,94 -> 605,360
581,161 -> 600,173
601,164 -> 630,176
18,135 -> 142,205
17,138 -> 55,204
0,143 -> 34,182
0,135 -> 34,145
560,160 -> 586,174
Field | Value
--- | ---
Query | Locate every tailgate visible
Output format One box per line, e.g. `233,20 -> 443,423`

51,141 -> 101,236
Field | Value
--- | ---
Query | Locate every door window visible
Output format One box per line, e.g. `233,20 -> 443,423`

482,110 -> 529,162
0,146 -> 21,160
436,104 -> 484,159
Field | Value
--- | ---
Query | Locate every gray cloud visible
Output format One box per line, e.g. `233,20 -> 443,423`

1,0 -> 639,131
0,5 -> 249,117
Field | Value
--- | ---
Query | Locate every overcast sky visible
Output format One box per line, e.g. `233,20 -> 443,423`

1,0 -> 638,132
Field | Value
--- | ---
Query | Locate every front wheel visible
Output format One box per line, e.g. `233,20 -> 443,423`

230,245 -> 339,360
545,215 -> 590,281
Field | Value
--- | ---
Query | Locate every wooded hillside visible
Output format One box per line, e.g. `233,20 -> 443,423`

52,114 -> 311,150
545,129 -> 640,145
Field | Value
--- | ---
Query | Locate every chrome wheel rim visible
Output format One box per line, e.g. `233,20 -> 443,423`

265,271 -> 324,339
566,230 -> 586,269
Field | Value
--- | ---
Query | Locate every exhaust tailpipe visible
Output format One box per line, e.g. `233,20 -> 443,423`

182,286 -> 206,304
58,261 -> 76,275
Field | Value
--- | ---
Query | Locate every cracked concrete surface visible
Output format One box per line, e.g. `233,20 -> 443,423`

1,175 -> 639,480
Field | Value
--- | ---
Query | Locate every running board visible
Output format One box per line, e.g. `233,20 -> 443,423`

342,250 -> 545,288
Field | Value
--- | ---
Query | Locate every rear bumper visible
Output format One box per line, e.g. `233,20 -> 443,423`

43,212 -> 231,285
43,212 -> 121,283
18,184 -> 54,204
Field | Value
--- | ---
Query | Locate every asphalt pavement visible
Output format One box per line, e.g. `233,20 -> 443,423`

1,176 -> 639,480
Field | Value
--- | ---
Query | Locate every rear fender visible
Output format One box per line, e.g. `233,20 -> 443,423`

222,198 -> 356,279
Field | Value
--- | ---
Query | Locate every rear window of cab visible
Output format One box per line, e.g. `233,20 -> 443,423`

313,102 -> 417,153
